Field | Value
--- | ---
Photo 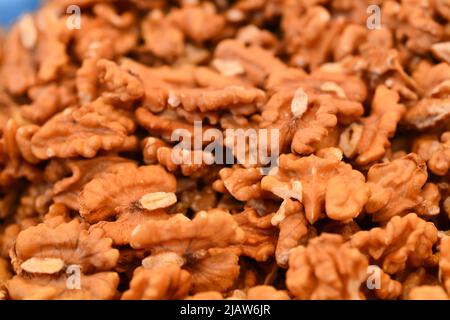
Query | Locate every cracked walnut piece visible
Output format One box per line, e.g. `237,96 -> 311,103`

6,217 -> 120,300
80,164 -> 176,245
286,233 -> 368,300
10,218 -> 119,274
340,85 -> 405,165
121,265 -> 192,300
365,153 -> 433,222
413,132 -> 450,176
30,98 -> 137,159
351,213 -> 438,274
262,152 -> 368,224
131,209 -> 245,293
233,208 -> 277,262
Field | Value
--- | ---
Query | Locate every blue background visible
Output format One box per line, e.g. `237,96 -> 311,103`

0,0 -> 40,27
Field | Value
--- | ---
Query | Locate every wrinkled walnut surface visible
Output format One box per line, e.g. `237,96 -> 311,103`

1,0 -> 450,301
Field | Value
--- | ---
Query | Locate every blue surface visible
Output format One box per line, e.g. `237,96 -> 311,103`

0,0 -> 40,27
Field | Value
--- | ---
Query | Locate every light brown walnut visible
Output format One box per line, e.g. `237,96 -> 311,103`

261,72 -> 365,156
169,3 -> 225,44
131,209 -> 245,293
261,152 -> 368,224
275,200 -> 315,267
219,166 -> 263,201
30,98 -> 137,159
365,153 -> 431,222
45,156 -> 136,211
214,39 -> 287,86
10,218 -> 119,275
0,23 -> 36,95
142,137 -> 212,177
340,85 -> 405,165
7,272 -> 119,300
163,86 -> 266,113
121,265 -> 192,300
80,165 -> 175,222
246,286 -> 290,300
286,234 -> 368,300
21,82 -> 76,125
73,14 -> 137,61
351,214 -> 438,274
80,165 -> 176,245
0,120 -> 43,186
413,132 -> 450,176
96,59 -> 145,105
141,10 -> 184,61
404,98 -> 450,130
233,208 -> 277,262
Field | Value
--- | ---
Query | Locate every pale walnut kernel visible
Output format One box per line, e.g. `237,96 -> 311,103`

18,14 -> 37,50
142,252 -> 185,270
431,42 -> 450,64
212,59 -> 245,77
290,88 -> 308,118
20,257 -> 64,275
139,192 -> 177,211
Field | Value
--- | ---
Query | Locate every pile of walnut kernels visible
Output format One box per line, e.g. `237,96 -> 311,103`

0,0 -> 450,300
